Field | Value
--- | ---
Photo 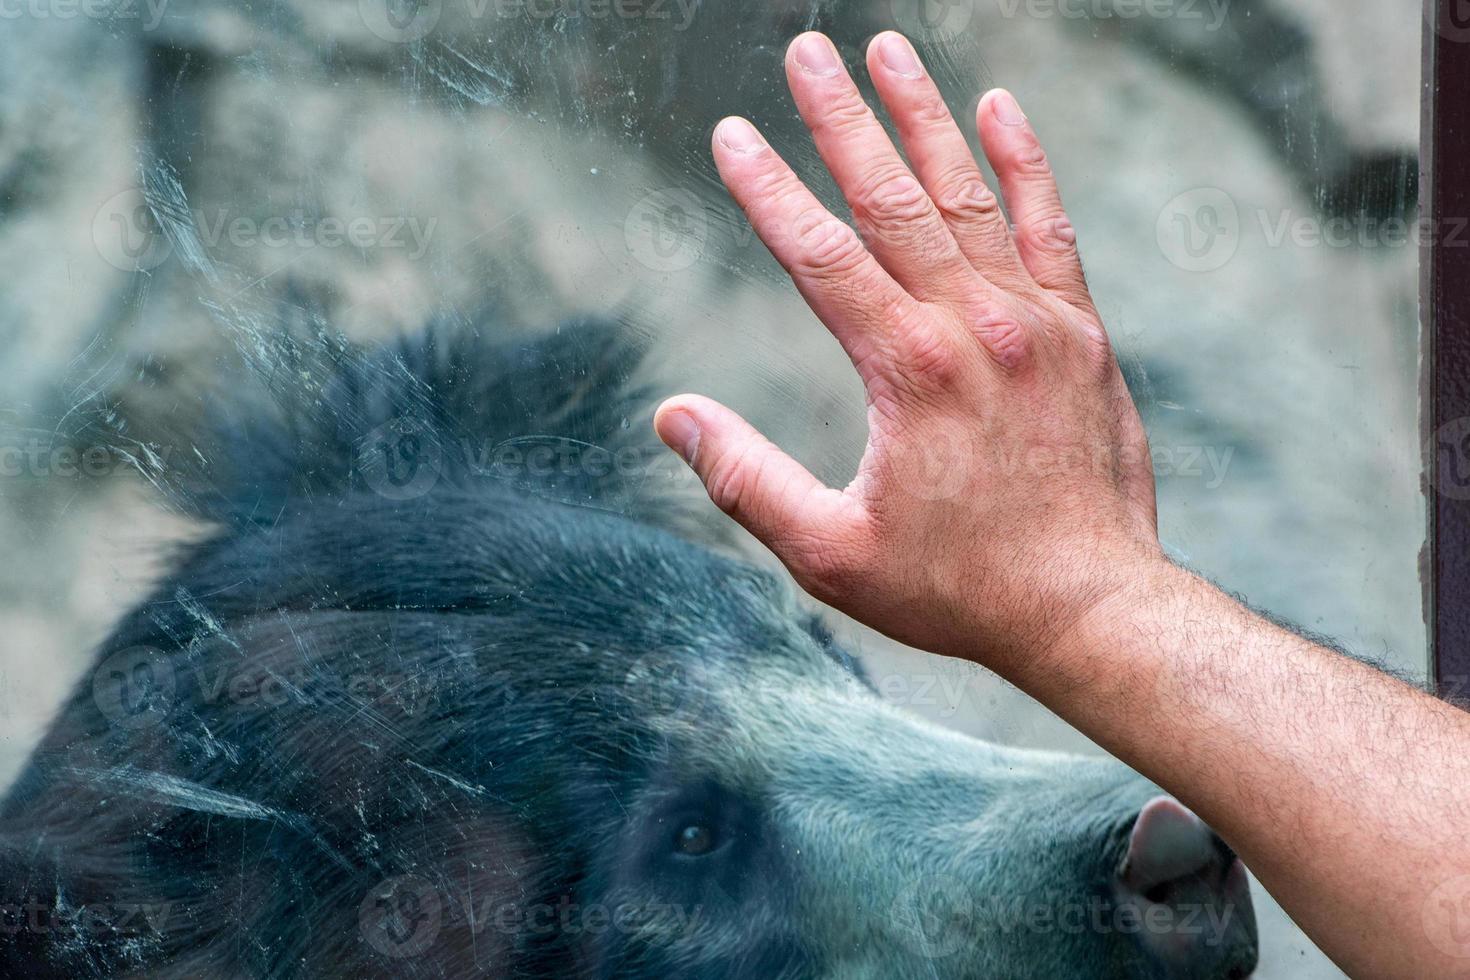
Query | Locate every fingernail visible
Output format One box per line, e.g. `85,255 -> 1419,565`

991,90 -> 1027,126
660,411 -> 701,463
795,33 -> 841,76
716,117 -> 764,154
878,33 -> 922,78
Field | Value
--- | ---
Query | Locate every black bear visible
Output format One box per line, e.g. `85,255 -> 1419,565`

0,319 -> 1257,977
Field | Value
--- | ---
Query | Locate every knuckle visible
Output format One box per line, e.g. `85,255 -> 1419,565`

968,303 -> 1031,371
853,169 -> 933,229
1075,316 -> 1114,364
817,92 -> 880,139
1019,210 -> 1077,254
908,90 -> 956,130
933,170 -> 1003,226
894,316 -> 964,389
791,215 -> 868,280
1008,138 -> 1053,178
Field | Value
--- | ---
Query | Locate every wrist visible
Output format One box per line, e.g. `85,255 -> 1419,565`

990,545 -> 1197,694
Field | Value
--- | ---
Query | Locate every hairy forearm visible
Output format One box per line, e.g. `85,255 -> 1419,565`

994,559 -> 1470,978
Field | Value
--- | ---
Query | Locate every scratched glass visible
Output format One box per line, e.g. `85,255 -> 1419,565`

0,2 -> 1423,978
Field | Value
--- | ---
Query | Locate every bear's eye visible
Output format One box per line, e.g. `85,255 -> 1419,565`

673,822 -> 717,856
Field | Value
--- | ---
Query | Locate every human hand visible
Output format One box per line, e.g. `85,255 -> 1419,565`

655,30 -> 1161,665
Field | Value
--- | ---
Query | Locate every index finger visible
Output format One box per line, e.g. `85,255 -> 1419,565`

710,116 -> 930,385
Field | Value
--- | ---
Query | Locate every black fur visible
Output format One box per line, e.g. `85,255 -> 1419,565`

0,318 -> 1255,980
0,319 -> 847,978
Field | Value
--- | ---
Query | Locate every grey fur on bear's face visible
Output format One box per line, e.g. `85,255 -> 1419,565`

0,326 -> 1257,978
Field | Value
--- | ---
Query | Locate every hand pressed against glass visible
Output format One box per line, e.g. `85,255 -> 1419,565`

657,35 -> 1470,978
655,30 -> 1158,664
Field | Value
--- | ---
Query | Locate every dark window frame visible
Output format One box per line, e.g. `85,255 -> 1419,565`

1427,0 -> 1470,697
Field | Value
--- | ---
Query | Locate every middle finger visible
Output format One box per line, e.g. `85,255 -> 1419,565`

865,32 -> 1032,292
784,32 -> 978,306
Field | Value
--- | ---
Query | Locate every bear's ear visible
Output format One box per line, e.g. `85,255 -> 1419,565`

1119,796 -> 1216,894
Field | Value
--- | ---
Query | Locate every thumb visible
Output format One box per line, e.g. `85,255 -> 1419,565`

653,394 -> 854,558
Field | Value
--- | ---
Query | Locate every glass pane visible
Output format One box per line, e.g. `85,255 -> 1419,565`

0,1 -> 1422,977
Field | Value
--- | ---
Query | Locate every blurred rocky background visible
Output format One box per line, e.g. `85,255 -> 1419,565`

0,0 -> 1426,976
